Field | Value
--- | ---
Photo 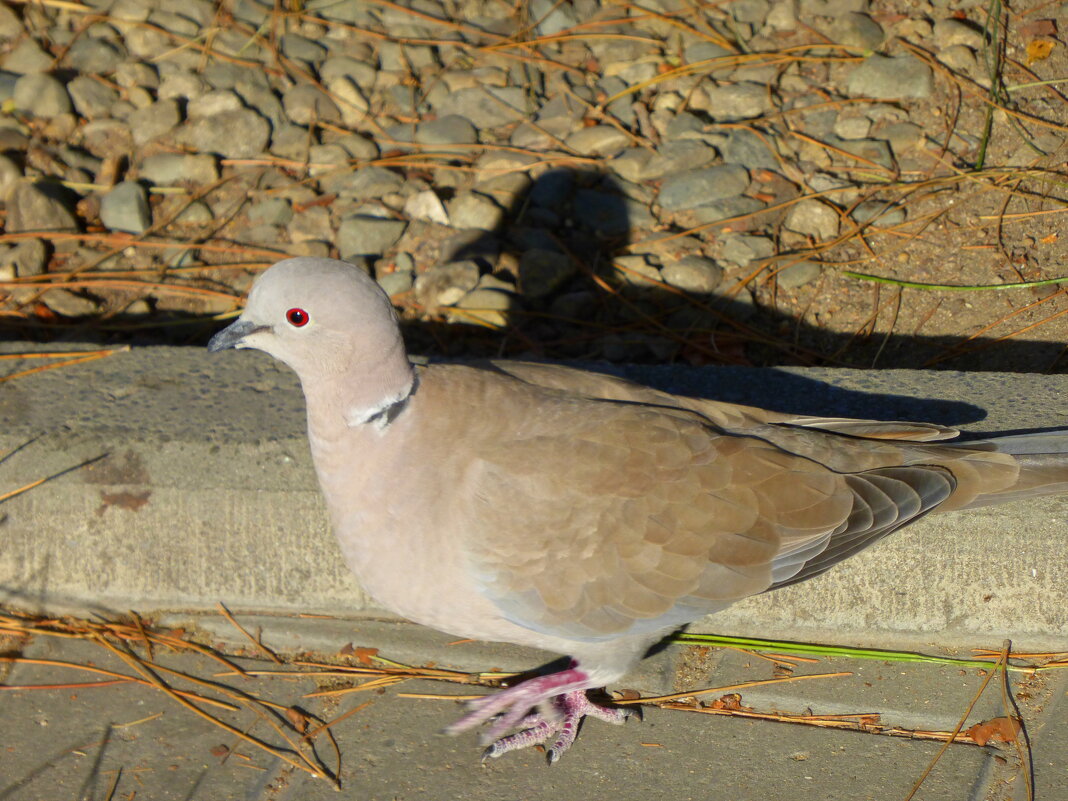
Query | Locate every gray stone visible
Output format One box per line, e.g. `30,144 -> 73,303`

826,12 -> 884,49
775,259 -> 823,289
530,0 -> 578,35
403,190 -> 449,225
683,41 -> 732,64
282,84 -> 341,126
573,189 -> 633,238
173,200 -> 213,224
63,36 -> 126,73
846,54 -> 934,100
939,45 -> 978,75
613,255 -> 661,286
833,115 -> 871,139
281,33 -> 328,63
337,216 -> 407,260
610,148 -> 653,183
785,199 -> 839,239
0,70 -> 16,102
0,153 -> 18,200
113,61 -> 159,88
333,133 -> 379,160
662,256 -> 724,294
270,123 -> 312,161
287,206 -> 332,243
158,70 -> 208,100
664,111 -> 707,139
852,201 -> 906,227
140,153 -> 218,185
519,248 -> 575,299
177,108 -> 269,157
320,166 -> 403,199
826,134 -> 895,170
720,129 -> 780,169
247,197 -> 292,226
0,2 -> 21,39
12,73 -> 71,116
320,56 -> 377,87
688,196 -> 766,225
414,260 -> 481,308
66,75 -> 119,118
658,165 -> 750,212
376,268 -> 414,297
436,86 -> 527,128
800,0 -> 867,13
414,115 -> 478,145
932,18 -> 985,50
100,181 -> 151,234
731,0 -> 770,22
765,0 -> 797,30
882,121 -> 925,155
640,141 -> 718,180
6,180 -> 78,232
40,288 -> 98,316
0,238 -> 48,276
1,39 -> 52,74
700,82 -> 773,122
454,287 -> 513,326
79,118 -> 134,158
565,125 -> 631,156
128,99 -> 181,146
187,89 -> 243,118
720,234 -> 775,267
448,192 -> 503,231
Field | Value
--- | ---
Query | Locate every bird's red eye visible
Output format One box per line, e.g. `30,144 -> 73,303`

286,308 -> 309,327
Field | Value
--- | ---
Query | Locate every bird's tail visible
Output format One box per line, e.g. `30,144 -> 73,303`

937,431 -> 1068,511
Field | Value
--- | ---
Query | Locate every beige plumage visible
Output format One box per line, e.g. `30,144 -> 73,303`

209,257 -> 1068,762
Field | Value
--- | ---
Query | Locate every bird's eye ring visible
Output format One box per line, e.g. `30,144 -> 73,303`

286,308 -> 309,327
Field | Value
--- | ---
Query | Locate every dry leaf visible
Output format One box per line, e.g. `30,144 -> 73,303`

210,744 -> 230,758
1026,39 -> 1055,65
285,706 -> 309,733
1019,19 -> 1057,38
1040,233 -> 1058,245
965,716 -> 1021,746
709,693 -> 753,712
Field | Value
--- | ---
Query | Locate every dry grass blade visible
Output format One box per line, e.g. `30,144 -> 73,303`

217,603 -> 283,665
614,671 -> 852,705
0,347 -> 128,386
0,454 -> 107,505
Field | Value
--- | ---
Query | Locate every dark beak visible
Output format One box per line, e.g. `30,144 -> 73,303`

207,319 -> 268,352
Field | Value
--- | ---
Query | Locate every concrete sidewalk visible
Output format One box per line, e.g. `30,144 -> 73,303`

0,345 -> 1066,800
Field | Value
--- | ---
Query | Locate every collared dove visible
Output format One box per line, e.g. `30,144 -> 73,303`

209,257 -> 1068,762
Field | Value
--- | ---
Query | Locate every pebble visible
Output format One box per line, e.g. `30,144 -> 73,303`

640,141 -> 718,180
826,13 -> 884,50
79,118 -> 134,158
846,54 -> 934,100
720,234 -> 775,266
414,260 -> 481,308
573,189 -> 635,238
337,216 -> 407,260
852,201 -> 906,226
0,153 -> 18,200
63,36 -> 126,73
2,39 -> 53,74
661,256 -> 724,294
565,125 -> 631,157
700,83 -> 773,122
0,2 -> 21,39
404,190 -> 450,225
719,130 -> 780,169
932,19 -> 985,50
100,180 -> 151,234
67,75 -> 119,118
6,180 -> 78,232
128,99 -> 181,146
321,166 -> 403,199
187,90 -> 243,118
377,268 -> 414,298
139,153 -> 218,185
41,288 -> 99,317
177,108 -> 269,157
785,199 -> 840,240
519,249 -> 576,299
614,255 -> 661,287
448,192 -> 504,231
12,73 -> 72,116
414,115 -> 478,145
282,84 -> 342,126
658,165 -> 750,212
281,33 -> 328,64
775,260 -> 823,290
1,239 -> 48,277
436,86 -> 527,128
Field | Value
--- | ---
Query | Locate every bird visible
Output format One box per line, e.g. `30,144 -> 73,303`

208,256 -> 1068,763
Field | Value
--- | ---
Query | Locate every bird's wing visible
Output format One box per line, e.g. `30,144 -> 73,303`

463,398 -> 956,642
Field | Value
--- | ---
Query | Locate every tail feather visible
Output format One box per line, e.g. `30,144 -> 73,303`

948,432 -> 1068,510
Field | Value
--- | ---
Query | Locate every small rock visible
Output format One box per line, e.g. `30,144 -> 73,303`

337,216 -> 407,260
12,73 -> 71,117
414,260 -> 481,308
158,70 -> 208,101
720,234 -> 775,267
140,153 -> 218,185
320,166 -> 402,199
881,122 -> 925,156
0,153 -> 19,200
614,255 -> 661,287
640,141 -> 718,180
282,84 -> 341,126
529,0 -> 578,35
321,56 -> 377,87
287,206 -> 333,243
0,2 -> 21,39
700,83 -> 773,122
187,89 -> 243,118
826,12 -> 883,50
610,148 -> 653,183
687,196 -> 766,226
67,75 -> 119,118
448,192 -> 504,231
658,165 -> 750,212
799,0 -> 867,14
173,200 -> 213,224
404,190 -> 449,225
774,260 -> 823,290
519,249 -> 576,299
833,115 -> 871,139
128,99 -> 182,146
436,86 -> 527,128
41,288 -> 99,317
7,180 -> 78,232
662,256 -> 724,294
784,199 -> 839,240
565,125 -> 631,157
178,108 -> 269,157
0,239 -> 48,276
63,36 -> 126,73
100,181 -> 151,234
932,18 -> 984,50
248,197 -> 292,226
939,45 -> 978,75
731,0 -> 770,23
827,134 -> 895,170
765,0 -> 797,30
683,41 -> 733,64
720,129 -> 780,169
377,268 -> 414,297
851,201 -> 906,226
846,54 -> 934,100
79,119 -> 134,158
280,33 -> 328,63
414,115 -> 478,145
113,61 -> 159,89
454,287 -> 512,325
1,39 -> 53,74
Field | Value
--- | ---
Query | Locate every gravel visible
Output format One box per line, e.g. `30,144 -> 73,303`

100,181 -> 152,234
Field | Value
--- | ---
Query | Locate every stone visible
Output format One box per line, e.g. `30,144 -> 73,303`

610,149 -> 653,183
0,239 -> 48,276
565,125 -> 631,156
113,61 -> 159,89
287,207 -> 333,243
800,0 -> 867,14
79,119 -> 134,158
447,192 -> 504,231
932,18 -> 985,50
247,198 -> 292,226
177,108 -> 269,157
413,260 -> 481,308
454,287 -> 513,326
658,165 -> 750,212
640,141 -> 718,180
6,180 -> 78,232
939,45 -> 979,75
0,2 -> 21,39
851,201 -> 906,227
187,89 -> 243,118
282,84 -> 341,126
846,54 -> 934,100
67,75 -> 119,118
881,122 -> 925,155
158,71 -> 208,101
833,115 -> 871,139
720,234 -> 775,267
1,39 -> 52,74
376,269 -> 414,297
320,56 -> 377,87
128,99 -> 181,146
613,255 -> 661,287
826,135 -> 895,170
765,0 -> 797,30
774,260 -> 823,290
519,249 -> 575,299
100,181 -> 151,234
572,189 -> 632,238
326,76 -> 370,125
404,190 -> 450,225
280,33 -> 328,63
0,153 -> 18,200
687,196 -> 766,225
320,166 -> 403,199
41,288 -> 99,317
414,115 -> 478,145
140,153 -> 218,185
662,255 -> 724,294
720,129 -> 780,169
784,199 -> 840,240
826,12 -> 884,50
436,86 -> 527,128
63,36 -> 126,73
700,82 -> 773,122
337,216 -> 407,260
530,0 -> 578,35
12,73 -> 71,116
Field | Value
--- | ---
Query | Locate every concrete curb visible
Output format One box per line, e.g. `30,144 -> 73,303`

1,344 -> 1066,650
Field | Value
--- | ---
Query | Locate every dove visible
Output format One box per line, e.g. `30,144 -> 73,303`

208,256 -> 1068,763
